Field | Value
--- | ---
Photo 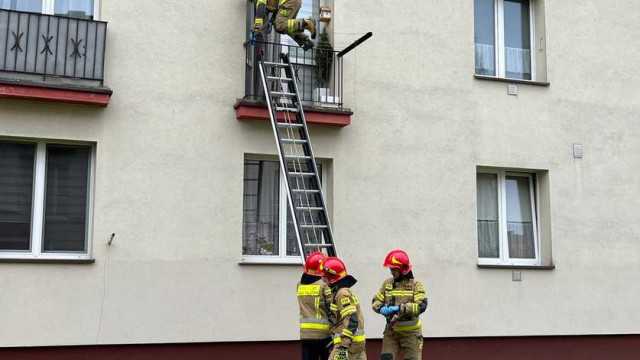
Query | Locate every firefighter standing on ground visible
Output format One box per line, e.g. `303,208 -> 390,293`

320,257 -> 367,360
251,0 -> 317,50
298,251 -> 334,360
372,250 -> 428,360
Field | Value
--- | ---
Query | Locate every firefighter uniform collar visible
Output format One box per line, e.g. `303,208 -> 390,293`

333,275 -> 357,290
300,273 -> 323,285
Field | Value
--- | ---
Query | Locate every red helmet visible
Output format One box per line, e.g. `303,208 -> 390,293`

383,250 -> 412,275
320,257 -> 348,284
304,251 -> 326,275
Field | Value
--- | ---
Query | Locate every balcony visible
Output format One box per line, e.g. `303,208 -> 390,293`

0,9 -> 110,106
236,40 -> 352,127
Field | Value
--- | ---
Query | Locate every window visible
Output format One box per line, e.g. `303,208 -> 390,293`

0,0 -> 97,19
0,139 -> 94,260
477,170 -> 540,266
474,0 -> 537,80
242,159 -> 325,264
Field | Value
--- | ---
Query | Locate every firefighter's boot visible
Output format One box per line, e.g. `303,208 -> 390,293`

302,39 -> 315,51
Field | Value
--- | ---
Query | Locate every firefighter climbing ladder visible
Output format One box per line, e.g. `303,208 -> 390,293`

258,52 -> 337,260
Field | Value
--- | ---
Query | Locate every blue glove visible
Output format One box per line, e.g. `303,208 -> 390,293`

248,33 -> 257,44
380,306 -> 391,316
388,306 -> 400,314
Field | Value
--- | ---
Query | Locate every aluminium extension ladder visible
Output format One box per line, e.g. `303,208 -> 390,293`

257,52 -> 337,261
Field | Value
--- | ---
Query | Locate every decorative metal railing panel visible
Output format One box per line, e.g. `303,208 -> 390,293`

0,9 -> 107,83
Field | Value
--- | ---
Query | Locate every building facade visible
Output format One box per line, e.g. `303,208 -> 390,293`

0,0 -> 639,359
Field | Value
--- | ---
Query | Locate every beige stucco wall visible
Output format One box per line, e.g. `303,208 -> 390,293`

0,0 -> 639,347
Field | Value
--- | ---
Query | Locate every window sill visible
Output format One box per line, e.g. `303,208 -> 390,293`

477,264 -> 555,270
0,258 -> 95,264
474,75 -> 550,87
240,257 -> 303,266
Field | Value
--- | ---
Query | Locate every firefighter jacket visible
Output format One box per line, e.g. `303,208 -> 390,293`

297,274 -> 332,340
258,0 -> 279,12
329,276 -> 366,352
372,272 -> 428,333
253,0 -> 279,32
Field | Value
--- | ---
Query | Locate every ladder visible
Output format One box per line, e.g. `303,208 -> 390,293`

257,52 -> 337,261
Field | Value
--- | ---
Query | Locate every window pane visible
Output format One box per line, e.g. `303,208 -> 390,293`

504,0 -> 531,80
0,0 -> 41,12
477,173 -> 499,258
0,142 -> 35,251
286,165 -> 322,256
43,145 -> 90,252
506,175 -> 535,259
242,160 -> 280,255
474,0 -> 496,76
54,0 -> 94,19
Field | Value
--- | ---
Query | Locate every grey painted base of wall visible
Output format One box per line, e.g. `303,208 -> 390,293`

1,335 -> 638,360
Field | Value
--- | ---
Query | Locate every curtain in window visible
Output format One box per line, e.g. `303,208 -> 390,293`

0,142 -> 35,251
475,44 -> 495,75
504,47 -> 531,76
477,173 -> 499,258
242,160 -> 280,256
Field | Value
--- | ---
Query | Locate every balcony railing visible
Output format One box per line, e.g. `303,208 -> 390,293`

0,9 -> 107,85
244,41 -> 343,107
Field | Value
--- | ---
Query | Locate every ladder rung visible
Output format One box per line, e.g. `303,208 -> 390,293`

267,76 -> 293,82
292,189 -> 320,194
289,172 -> 315,177
275,107 -> 299,113
277,122 -> 303,128
300,225 -> 328,229
281,139 -> 308,144
271,91 -> 296,97
263,61 -> 288,68
285,155 -> 311,160
296,207 -> 323,211
303,243 -> 333,248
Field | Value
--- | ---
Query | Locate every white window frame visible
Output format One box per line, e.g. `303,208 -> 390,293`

241,158 -> 327,265
0,138 -> 95,261
484,0 -> 536,80
477,169 -> 540,266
